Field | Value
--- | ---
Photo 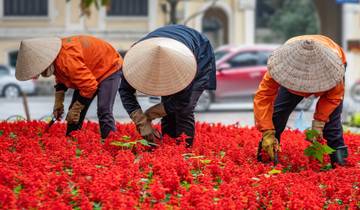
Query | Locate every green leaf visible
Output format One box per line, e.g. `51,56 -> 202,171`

122,135 -> 131,141
305,129 -> 320,141
163,193 -> 171,202
9,132 -> 16,139
180,181 -> 190,191
220,151 -> 226,158
147,171 -> 153,179
322,145 -> 336,155
71,187 -> 78,196
13,184 -> 22,195
110,141 -> 136,148
75,148 -> 82,158
93,202 -> 102,210
0,130 -> 3,136
268,169 -> 282,175
304,140 -> 334,164
200,159 -> 212,164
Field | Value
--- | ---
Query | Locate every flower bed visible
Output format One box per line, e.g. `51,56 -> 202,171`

0,121 -> 359,209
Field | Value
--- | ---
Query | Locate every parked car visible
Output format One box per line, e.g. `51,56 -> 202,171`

150,44 -> 315,112
0,65 -> 36,98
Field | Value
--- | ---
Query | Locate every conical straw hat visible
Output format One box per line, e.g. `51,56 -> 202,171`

15,37 -> 61,81
268,39 -> 345,93
123,37 -> 197,96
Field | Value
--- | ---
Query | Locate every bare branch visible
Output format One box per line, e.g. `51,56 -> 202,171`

182,0 -> 219,25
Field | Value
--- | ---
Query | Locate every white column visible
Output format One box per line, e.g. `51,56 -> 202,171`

148,0 -> 158,31
238,0 -> 256,44
244,8 -> 255,44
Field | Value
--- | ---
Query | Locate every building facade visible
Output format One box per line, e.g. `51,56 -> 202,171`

0,0 -> 256,67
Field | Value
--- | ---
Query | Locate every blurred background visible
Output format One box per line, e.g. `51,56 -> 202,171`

0,0 -> 360,130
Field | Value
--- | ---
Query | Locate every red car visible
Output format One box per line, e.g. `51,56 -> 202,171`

149,44 -> 314,112
195,45 -> 315,111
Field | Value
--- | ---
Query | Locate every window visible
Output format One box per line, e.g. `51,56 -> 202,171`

227,52 -> 259,68
107,0 -> 148,17
258,51 -> 272,65
214,50 -> 229,61
9,51 -> 18,68
4,0 -> 48,16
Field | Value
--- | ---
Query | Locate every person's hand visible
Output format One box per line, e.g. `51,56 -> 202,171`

53,90 -> 65,120
130,109 -> 161,142
66,101 -> 85,124
262,130 -> 280,160
311,120 -> 326,139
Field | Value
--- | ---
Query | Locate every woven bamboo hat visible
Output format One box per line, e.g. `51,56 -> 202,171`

15,37 -> 61,81
268,39 -> 345,93
123,37 -> 197,96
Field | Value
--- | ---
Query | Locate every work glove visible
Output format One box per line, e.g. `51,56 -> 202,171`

66,101 -> 85,124
262,130 -> 280,160
311,120 -> 326,139
130,109 -> 161,142
145,103 -> 167,121
53,90 -> 65,120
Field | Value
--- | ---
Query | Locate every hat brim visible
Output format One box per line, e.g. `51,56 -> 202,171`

15,37 -> 61,81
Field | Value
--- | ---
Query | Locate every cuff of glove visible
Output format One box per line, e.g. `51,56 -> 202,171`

312,120 -> 326,128
130,109 -> 147,126
54,83 -> 68,92
262,129 -> 276,139
77,94 -> 92,106
145,103 -> 167,121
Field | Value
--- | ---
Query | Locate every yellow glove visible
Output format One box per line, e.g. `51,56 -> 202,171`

130,109 -> 161,142
66,101 -> 85,124
311,120 -> 326,139
145,103 -> 167,121
262,130 -> 280,160
53,91 -> 65,120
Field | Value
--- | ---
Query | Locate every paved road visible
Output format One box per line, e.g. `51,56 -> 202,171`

0,95 -> 322,130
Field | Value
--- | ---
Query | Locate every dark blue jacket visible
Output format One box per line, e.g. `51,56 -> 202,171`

120,25 -> 216,115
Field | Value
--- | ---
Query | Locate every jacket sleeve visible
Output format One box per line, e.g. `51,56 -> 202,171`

314,82 -> 344,122
63,45 -> 98,99
253,72 -> 280,132
119,75 -> 141,115
163,84 -> 193,114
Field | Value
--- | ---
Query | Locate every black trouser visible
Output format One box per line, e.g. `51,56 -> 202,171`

160,90 -> 203,146
273,87 -> 345,149
66,71 -> 121,139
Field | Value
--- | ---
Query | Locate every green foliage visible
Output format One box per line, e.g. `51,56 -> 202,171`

268,168 -> 282,175
305,129 -> 320,142
75,148 -> 82,158
93,202 -> 102,210
304,141 -> 335,163
268,0 -> 319,40
13,184 -> 23,195
0,130 -> 3,136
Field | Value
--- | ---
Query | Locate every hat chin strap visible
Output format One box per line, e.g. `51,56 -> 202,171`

41,64 -> 55,78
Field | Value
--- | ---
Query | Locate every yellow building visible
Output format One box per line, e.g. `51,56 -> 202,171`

0,0 -> 256,67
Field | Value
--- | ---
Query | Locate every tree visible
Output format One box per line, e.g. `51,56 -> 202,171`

268,0 -> 319,41
70,0 -> 218,25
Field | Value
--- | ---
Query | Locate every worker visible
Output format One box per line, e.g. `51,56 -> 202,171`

254,35 -> 348,167
15,35 -> 123,139
119,24 -> 216,147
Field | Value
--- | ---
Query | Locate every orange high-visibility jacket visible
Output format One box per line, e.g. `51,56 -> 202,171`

254,35 -> 346,132
54,35 -> 123,98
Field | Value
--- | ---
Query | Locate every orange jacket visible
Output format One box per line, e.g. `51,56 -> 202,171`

254,35 -> 346,132
54,35 -> 123,98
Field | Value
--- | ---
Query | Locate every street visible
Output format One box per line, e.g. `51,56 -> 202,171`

0,95 -> 319,130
